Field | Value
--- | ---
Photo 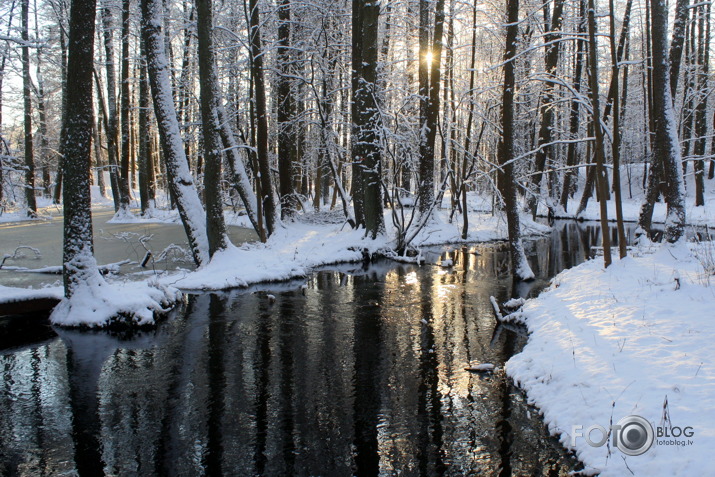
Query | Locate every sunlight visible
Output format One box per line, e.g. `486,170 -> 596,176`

425,50 -> 433,66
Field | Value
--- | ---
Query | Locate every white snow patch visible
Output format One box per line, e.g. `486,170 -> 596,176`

506,241 -> 715,476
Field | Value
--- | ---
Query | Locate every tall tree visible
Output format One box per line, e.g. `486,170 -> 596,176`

417,0 -> 446,215
526,0 -> 565,217
497,0 -> 534,280
560,0 -> 586,211
21,0 -> 37,216
61,0 -> 99,296
587,0 -> 612,267
100,0 -> 121,211
641,0 -> 686,241
276,0 -> 298,219
609,0 -> 627,258
138,34 -> 154,214
248,0 -> 278,236
692,4 -> 709,206
141,0 -> 209,265
196,0 -> 229,257
118,0 -> 132,212
352,0 -> 384,238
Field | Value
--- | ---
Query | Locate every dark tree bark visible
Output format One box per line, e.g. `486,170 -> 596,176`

692,4 -> 709,207
276,0 -> 298,219
141,0 -> 209,265
560,0 -> 586,211
497,0 -> 534,280
669,0 -> 690,99
196,0 -> 229,257
609,0 -> 627,258
0,2 -> 17,204
417,0 -> 445,215
248,0 -> 278,236
587,0 -> 612,267
350,0 -> 364,226
21,0 -> 37,216
61,0 -> 98,296
100,0 -> 121,211
138,35 -> 153,214
352,0 -> 384,238
118,0 -> 132,211
642,0 -> 686,242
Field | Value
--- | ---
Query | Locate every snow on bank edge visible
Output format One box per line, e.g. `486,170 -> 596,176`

49,253 -> 182,328
505,242 -> 715,476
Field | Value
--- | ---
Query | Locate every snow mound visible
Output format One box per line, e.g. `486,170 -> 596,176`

50,275 -> 182,328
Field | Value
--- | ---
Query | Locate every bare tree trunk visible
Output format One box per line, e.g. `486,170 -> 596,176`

100,1 -> 121,211
0,3 -> 14,203
248,0 -> 278,236
196,0 -> 229,257
276,0 -> 298,219
417,0 -> 445,215
138,35 -> 152,214
609,0 -> 627,258
693,4 -> 709,206
561,0 -> 586,211
141,0 -> 209,265
587,0 -> 612,267
498,0 -> 534,280
118,0 -> 132,211
527,0 -> 564,217
21,0 -> 37,217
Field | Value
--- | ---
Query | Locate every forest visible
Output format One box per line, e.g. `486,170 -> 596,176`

1,0 -> 715,474
0,0 -> 709,293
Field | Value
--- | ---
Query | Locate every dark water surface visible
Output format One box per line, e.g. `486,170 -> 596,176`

0,221 -> 671,476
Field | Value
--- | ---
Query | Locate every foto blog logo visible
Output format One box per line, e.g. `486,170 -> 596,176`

571,415 -> 655,456
571,415 -> 695,456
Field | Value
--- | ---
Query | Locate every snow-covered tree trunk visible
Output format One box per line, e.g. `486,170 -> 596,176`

352,0 -> 384,239
645,0 -> 686,242
497,0 -> 534,281
196,0 -> 229,257
141,0 -> 209,265
61,0 -> 99,297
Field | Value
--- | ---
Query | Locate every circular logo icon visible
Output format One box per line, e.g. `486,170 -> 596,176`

616,415 -> 654,456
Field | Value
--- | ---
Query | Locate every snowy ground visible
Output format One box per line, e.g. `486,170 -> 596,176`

539,163 -> 715,226
159,205 -> 549,290
505,241 -> 715,476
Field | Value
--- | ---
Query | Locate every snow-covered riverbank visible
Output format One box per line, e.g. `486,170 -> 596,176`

505,241 -> 715,476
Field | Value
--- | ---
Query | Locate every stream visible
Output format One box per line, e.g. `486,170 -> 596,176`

1,219 -> 710,476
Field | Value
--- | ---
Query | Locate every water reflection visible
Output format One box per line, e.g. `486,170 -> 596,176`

2,220 -> 679,475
